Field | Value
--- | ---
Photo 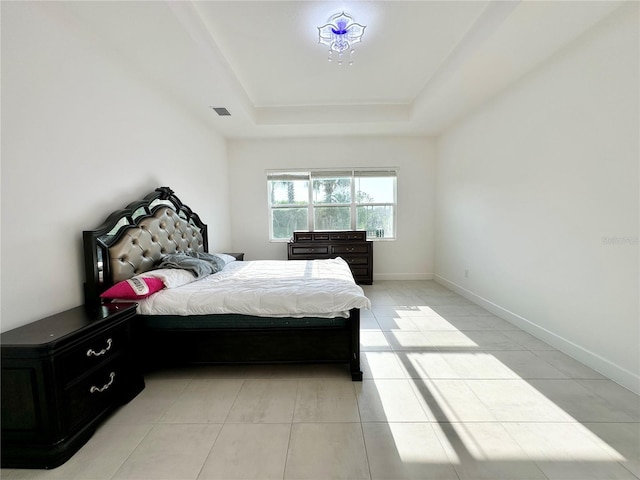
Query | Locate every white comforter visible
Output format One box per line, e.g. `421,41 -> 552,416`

136,258 -> 371,318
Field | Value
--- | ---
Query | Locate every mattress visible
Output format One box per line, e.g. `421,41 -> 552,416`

136,257 -> 371,318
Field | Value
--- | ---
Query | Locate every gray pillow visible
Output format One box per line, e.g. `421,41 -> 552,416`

157,253 -> 217,279
184,251 -> 227,273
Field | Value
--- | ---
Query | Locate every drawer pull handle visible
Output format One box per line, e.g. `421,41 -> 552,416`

89,372 -> 115,393
87,338 -> 112,357
347,247 -> 354,252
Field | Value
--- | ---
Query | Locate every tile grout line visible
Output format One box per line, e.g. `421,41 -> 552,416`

281,379 -> 300,480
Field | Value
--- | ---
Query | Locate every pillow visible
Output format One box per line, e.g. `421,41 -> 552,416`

184,251 -> 227,272
211,253 -> 237,265
142,268 -> 197,289
100,276 -> 165,300
157,253 -> 218,278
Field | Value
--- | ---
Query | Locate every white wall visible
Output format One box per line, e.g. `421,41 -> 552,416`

435,4 -> 639,392
1,2 -> 230,332
228,137 -> 436,279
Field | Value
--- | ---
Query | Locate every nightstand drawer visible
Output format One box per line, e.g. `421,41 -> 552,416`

60,326 -> 128,385
64,357 -> 126,430
332,245 -> 370,254
290,246 -> 329,256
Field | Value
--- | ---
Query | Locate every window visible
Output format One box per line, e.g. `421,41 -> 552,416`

268,172 -> 309,241
268,169 -> 397,241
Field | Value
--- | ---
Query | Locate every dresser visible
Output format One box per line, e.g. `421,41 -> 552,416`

287,231 -> 373,284
1,303 -> 144,469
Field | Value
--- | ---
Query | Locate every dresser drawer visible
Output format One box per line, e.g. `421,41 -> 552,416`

290,246 -> 329,256
332,245 -> 370,255
64,357 -> 126,430
293,233 -> 313,241
350,266 -> 371,278
329,232 -> 366,241
59,326 -> 128,385
341,256 -> 369,266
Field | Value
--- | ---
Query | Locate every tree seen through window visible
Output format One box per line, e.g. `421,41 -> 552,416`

268,170 -> 396,240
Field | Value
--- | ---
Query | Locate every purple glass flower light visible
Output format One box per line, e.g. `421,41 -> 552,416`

318,12 -> 366,66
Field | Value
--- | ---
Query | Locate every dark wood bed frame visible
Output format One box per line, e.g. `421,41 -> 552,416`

83,187 -> 363,381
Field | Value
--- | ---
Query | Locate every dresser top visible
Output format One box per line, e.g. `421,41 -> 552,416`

292,230 -> 368,242
1,303 -> 137,350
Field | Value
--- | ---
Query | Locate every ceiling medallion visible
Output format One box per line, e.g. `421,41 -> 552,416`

318,12 -> 366,66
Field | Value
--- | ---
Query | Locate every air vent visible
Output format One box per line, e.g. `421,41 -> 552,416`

211,107 -> 231,116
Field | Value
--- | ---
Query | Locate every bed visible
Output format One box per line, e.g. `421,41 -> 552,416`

83,187 -> 369,380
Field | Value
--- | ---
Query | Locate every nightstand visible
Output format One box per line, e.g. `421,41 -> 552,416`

224,252 -> 245,261
1,303 -> 144,469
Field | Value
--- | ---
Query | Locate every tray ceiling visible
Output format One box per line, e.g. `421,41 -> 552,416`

55,1 -> 624,138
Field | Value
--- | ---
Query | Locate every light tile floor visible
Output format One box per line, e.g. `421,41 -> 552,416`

2,280 -> 639,480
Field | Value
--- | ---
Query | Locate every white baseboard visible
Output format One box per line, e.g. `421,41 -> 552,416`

434,275 -> 640,395
373,273 -> 434,281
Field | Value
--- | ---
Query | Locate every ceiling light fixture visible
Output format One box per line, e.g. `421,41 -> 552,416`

318,12 -> 366,66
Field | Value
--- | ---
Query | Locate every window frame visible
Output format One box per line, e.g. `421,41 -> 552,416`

267,168 -> 397,242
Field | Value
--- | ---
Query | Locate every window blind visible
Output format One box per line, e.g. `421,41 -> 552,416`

354,169 -> 397,178
267,172 -> 310,181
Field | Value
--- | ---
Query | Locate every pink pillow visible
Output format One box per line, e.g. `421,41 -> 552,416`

100,276 -> 165,299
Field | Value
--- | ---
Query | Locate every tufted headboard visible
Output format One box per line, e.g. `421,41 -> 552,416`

83,187 -> 208,306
